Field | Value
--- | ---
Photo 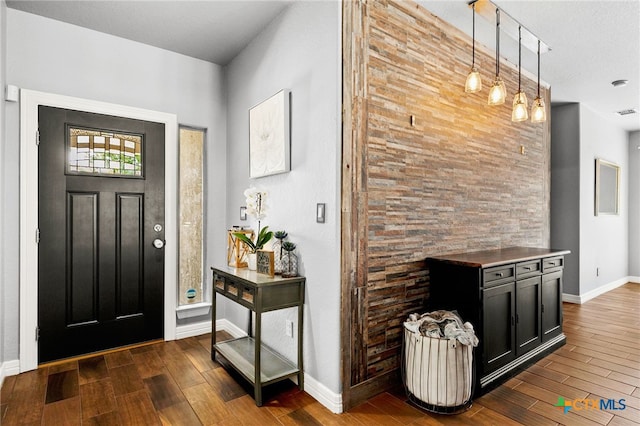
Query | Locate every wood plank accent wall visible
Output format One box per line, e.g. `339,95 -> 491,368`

341,0 -> 551,409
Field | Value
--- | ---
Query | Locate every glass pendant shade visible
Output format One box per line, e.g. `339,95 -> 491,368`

488,9 -> 505,106
531,96 -> 547,123
465,68 -> 482,93
512,91 -> 528,108
488,77 -> 506,105
512,91 -> 528,121
511,26 -> 528,122
465,3 -> 481,94
532,39 -> 547,122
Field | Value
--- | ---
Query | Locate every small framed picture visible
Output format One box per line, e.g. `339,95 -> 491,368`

595,158 -> 620,216
256,250 -> 275,277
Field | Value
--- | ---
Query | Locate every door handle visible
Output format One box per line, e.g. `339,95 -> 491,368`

153,239 -> 165,249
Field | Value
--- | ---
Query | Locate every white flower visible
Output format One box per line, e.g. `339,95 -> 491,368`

244,187 -> 268,221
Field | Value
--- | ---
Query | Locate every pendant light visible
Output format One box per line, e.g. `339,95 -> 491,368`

531,39 -> 547,122
488,8 -> 506,105
512,26 -> 529,121
465,2 -> 482,93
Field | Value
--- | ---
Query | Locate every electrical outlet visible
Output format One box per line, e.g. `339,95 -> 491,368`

285,320 -> 293,338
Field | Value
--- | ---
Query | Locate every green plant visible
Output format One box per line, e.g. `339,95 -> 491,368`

282,241 -> 296,252
233,226 -> 273,253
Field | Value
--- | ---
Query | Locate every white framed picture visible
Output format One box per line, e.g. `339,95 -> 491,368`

595,158 -> 620,216
249,89 -> 291,178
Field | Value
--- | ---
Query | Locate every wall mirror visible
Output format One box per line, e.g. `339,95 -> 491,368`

595,158 -> 620,216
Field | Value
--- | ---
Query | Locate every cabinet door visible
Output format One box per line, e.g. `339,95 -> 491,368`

542,271 -> 563,341
516,276 -> 542,356
482,282 -> 516,373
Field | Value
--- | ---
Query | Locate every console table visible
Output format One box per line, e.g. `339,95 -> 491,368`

210,267 -> 305,406
427,247 -> 570,395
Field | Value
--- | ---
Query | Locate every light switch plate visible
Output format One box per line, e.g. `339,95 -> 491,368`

316,203 -> 325,223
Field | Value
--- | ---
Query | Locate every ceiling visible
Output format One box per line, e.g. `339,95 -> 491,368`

5,0 -> 294,65
6,0 -> 640,132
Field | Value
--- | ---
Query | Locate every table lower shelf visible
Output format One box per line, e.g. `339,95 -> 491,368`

214,337 -> 299,385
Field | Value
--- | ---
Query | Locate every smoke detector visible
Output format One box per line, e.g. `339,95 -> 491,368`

616,108 -> 638,116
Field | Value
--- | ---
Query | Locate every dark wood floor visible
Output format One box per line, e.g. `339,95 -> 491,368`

1,283 -> 638,425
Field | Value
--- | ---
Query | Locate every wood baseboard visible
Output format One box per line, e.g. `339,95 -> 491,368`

342,369 -> 402,411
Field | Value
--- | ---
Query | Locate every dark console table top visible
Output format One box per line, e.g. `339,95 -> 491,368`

427,247 -> 570,268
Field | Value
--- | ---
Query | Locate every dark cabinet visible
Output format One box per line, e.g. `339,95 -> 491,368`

428,247 -> 569,395
482,274 -> 542,372
516,276 -> 542,356
542,270 -> 563,341
482,282 -> 515,372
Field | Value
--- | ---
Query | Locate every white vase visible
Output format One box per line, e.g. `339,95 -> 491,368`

247,252 -> 257,270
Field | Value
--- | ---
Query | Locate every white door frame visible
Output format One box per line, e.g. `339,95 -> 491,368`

19,89 -> 178,372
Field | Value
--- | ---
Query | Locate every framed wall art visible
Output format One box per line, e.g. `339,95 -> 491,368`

249,89 -> 291,178
595,158 -> 620,216
256,250 -> 275,277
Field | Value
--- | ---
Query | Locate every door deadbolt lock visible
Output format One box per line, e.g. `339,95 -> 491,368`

153,239 -> 165,249
154,224 -> 163,232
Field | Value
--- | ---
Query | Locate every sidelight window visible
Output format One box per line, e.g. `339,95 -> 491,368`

178,126 -> 206,306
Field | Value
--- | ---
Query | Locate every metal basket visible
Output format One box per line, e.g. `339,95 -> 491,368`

401,325 -> 474,414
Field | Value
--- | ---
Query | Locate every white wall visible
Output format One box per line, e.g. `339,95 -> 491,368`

224,1 -> 341,394
629,131 -> 640,277
3,9 -> 228,361
551,103 -> 631,298
1,0 -> 7,369
579,105 -> 629,293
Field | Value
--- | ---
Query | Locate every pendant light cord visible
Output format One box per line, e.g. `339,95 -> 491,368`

518,26 -> 522,91
537,39 -> 541,97
472,3 -> 476,67
495,9 -> 500,77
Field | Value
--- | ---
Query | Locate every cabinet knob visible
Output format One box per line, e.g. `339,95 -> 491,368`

497,272 -> 504,277
525,266 -> 532,271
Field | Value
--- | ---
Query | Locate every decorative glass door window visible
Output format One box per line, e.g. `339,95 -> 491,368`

178,126 -> 205,305
67,126 -> 143,177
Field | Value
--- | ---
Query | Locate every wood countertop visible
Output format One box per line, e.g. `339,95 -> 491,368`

426,247 -> 570,268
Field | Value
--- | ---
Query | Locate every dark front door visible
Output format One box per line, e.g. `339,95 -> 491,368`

38,106 -> 165,363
